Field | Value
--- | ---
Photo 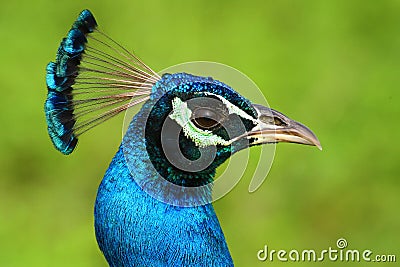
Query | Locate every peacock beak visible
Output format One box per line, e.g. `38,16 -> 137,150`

247,104 -> 322,150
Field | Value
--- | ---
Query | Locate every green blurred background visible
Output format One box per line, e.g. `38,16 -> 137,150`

1,0 -> 399,266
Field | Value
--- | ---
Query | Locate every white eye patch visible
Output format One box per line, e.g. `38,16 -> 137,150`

204,93 -> 258,124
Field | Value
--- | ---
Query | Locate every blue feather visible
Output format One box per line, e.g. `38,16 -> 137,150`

72,9 -> 97,34
45,10 -> 98,154
46,62 -> 74,91
63,29 -> 87,54
45,90 -> 77,154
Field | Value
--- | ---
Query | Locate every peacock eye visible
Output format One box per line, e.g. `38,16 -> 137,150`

192,108 -> 222,130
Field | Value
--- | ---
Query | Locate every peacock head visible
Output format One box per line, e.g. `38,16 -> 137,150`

139,72 -> 321,188
45,10 -> 321,204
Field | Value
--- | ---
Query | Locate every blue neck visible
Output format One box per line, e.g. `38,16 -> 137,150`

94,106 -> 233,266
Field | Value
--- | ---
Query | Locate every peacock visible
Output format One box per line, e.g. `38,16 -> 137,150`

45,10 -> 321,267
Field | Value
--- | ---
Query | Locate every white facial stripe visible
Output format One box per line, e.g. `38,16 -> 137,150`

169,97 -> 230,147
204,92 -> 258,124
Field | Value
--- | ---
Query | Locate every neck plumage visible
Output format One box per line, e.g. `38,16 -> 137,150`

94,107 -> 234,267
